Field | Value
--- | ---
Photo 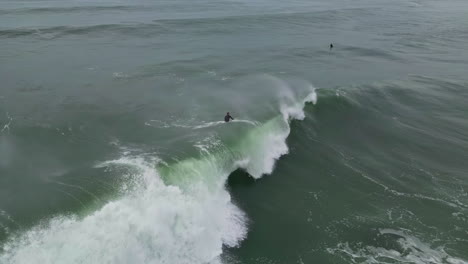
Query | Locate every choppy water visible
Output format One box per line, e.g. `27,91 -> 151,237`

1,0 -> 468,263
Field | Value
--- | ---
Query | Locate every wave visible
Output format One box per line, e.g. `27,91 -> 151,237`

0,85 -> 317,263
0,8 -> 377,39
0,24 -> 169,39
0,5 -> 145,15
341,46 -> 403,61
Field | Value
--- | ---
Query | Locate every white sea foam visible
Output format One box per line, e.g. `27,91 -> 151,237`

327,229 -> 468,264
1,112 -> 13,133
112,72 -> 129,79
194,135 -> 223,155
1,156 -> 247,264
240,85 -> 317,178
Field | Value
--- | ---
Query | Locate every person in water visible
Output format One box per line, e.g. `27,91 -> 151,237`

224,112 -> 234,122
330,43 -> 334,49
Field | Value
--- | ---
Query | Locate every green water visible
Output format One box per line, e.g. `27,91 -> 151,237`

1,0 -> 467,263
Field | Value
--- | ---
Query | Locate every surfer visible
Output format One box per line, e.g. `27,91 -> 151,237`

330,43 -> 333,49
224,112 -> 234,122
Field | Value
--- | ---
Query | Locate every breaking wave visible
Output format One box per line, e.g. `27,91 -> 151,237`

0,86 -> 317,263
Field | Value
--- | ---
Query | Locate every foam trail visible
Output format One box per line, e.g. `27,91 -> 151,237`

193,119 -> 258,129
1,113 -> 13,133
147,119 -> 257,130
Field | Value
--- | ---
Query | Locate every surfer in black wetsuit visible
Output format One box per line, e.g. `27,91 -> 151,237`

224,112 -> 234,122
330,43 -> 333,50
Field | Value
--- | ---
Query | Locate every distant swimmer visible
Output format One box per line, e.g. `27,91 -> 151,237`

224,112 -> 234,122
330,43 -> 334,49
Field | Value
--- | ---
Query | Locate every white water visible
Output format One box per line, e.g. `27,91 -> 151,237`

239,84 -> 317,178
327,229 -> 468,264
0,87 -> 317,264
1,157 -> 247,264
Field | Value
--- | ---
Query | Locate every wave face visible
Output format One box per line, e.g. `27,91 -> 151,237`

0,83 -> 317,263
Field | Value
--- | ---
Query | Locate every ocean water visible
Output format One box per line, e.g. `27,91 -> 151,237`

1,0 -> 468,263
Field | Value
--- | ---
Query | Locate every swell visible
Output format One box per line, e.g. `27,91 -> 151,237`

0,7 -> 375,39
305,77 -> 468,212
312,77 -> 468,167
0,24 -> 170,39
0,5 -> 146,15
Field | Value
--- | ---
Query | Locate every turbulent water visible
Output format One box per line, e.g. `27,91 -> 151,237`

1,0 -> 468,263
